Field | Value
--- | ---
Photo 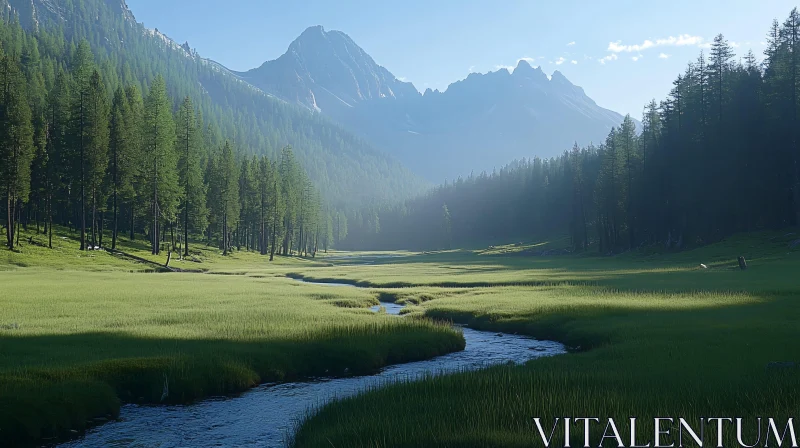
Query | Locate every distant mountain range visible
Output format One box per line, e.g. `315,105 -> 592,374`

237,26 -> 631,181
7,0 -> 631,186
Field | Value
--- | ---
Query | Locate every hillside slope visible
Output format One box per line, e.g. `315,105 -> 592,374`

3,0 -> 426,204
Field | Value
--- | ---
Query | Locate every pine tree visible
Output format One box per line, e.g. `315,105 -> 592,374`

441,204 -> 451,249
618,115 -> 638,249
279,146 -> 299,255
257,156 -> 270,255
237,156 -> 257,251
141,75 -> 178,255
708,34 -> 734,125
123,85 -> 144,241
84,70 -> 109,249
209,141 -> 239,255
175,96 -> 207,257
0,54 -> 34,250
44,69 -> 71,248
70,40 -> 95,251
269,159 -> 284,261
108,86 -> 130,250
783,9 -> 800,225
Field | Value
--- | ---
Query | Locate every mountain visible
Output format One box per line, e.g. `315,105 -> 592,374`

3,0 -> 426,205
240,27 -> 631,181
4,0 -> 135,30
236,25 -> 418,115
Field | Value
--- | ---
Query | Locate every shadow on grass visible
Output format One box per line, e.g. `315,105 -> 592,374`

0,327 -> 465,447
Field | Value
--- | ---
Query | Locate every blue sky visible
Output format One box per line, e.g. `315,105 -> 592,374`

127,0 -> 798,116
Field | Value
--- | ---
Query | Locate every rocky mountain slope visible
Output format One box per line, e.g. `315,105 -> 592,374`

236,26 -> 418,116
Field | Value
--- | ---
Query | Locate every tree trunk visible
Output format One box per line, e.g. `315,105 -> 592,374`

260,202 -> 266,255
223,211 -> 228,256
112,185 -> 117,250
270,219 -> 277,262
130,203 -> 135,241
91,192 -> 97,249
48,194 -> 52,249
80,181 -> 86,250
99,210 -> 104,248
16,202 -> 21,247
80,94 -> 86,251
6,194 -> 14,249
184,203 -> 189,257
152,154 -> 159,255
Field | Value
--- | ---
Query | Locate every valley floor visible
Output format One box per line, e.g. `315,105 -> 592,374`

0,228 -> 462,446
289,232 -> 800,447
2,227 -> 800,446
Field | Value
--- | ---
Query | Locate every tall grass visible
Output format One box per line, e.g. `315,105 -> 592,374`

0,228 -> 464,445
292,232 -> 800,447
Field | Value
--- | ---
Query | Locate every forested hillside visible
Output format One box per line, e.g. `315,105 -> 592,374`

343,10 -> 800,251
0,15 -> 339,257
1,0 -> 424,206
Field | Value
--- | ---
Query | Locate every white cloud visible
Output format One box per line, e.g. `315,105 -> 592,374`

494,64 -> 514,72
599,53 -> 618,65
468,65 -> 475,72
608,34 -> 705,53
555,57 -> 566,65
567,41 -> 576,46
571,60 -> 578,65
731,41 -> 741,48
631,55 -> 641,62
658,53 -> 670,59
398,76 -> 408,82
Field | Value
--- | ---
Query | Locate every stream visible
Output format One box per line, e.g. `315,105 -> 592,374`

59,280 -> 565,448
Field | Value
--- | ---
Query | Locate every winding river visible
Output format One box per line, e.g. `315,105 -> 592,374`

59,281 -> 565,448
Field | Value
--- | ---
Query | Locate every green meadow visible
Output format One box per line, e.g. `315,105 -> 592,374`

0,228 -> 463,445
290,232 -> 800,447
3,227 -> 800,446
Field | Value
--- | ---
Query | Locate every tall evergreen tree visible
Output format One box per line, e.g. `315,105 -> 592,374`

141,75 -> 178,255
70,40 -> 95,251
123,85 -> 144,240
108,86 -> 129,249
209,141 -> 239,255
84,70 -> 109,249
175,96 -> 207,257
0,53 -> 34,249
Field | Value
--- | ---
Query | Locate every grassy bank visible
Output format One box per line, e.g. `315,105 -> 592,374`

292,231 -> 800,447
0,228 -> 464,446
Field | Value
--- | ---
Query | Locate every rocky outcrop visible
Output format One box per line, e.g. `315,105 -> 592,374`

4,0 -> 134,30
237,26 -> 417,115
